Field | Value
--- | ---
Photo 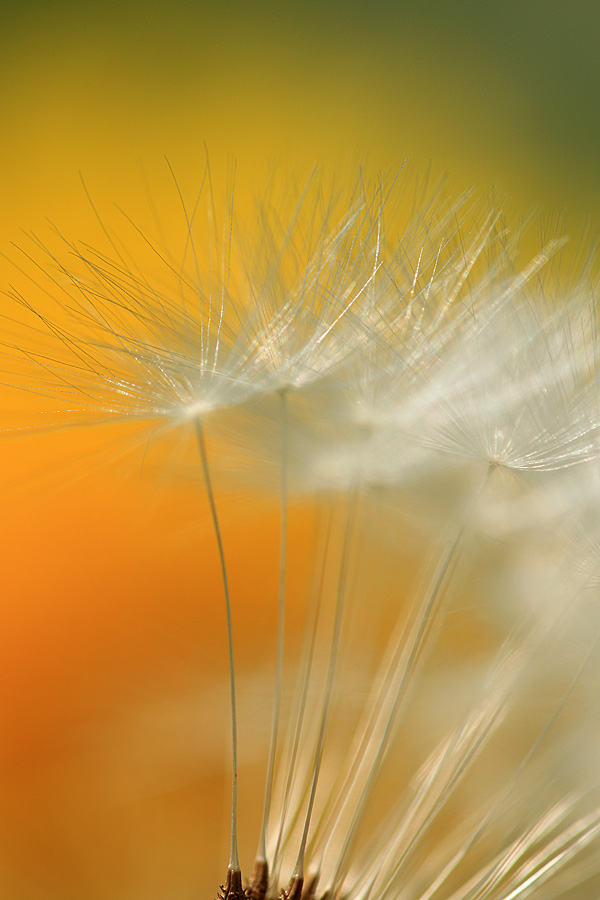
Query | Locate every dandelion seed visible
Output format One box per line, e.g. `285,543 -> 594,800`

5,167 -> 600,900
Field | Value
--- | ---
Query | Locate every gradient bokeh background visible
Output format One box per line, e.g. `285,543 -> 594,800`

1,2 -> 600,898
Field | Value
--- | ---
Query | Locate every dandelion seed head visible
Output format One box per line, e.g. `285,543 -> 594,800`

5,166 -> 600,900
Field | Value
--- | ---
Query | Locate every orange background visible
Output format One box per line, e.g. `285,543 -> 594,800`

1,2 -> 600,897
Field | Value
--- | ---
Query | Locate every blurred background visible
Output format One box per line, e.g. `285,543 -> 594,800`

1,1 -> 600,897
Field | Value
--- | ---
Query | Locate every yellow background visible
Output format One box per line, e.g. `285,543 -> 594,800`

1,2 -> 599,898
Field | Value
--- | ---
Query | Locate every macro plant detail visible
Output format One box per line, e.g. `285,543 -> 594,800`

4,168 -> 600,900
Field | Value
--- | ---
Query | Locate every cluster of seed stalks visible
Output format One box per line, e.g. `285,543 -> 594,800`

5,168 -> 600,900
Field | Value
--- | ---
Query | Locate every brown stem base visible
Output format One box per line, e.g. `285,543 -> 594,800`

217,867 -> 247,900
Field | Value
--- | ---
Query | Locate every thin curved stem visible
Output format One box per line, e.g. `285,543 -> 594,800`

257,389 -> 289,866
195,416 -> 240,873
271,508 -> 333,884
290,490 -> 357,885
